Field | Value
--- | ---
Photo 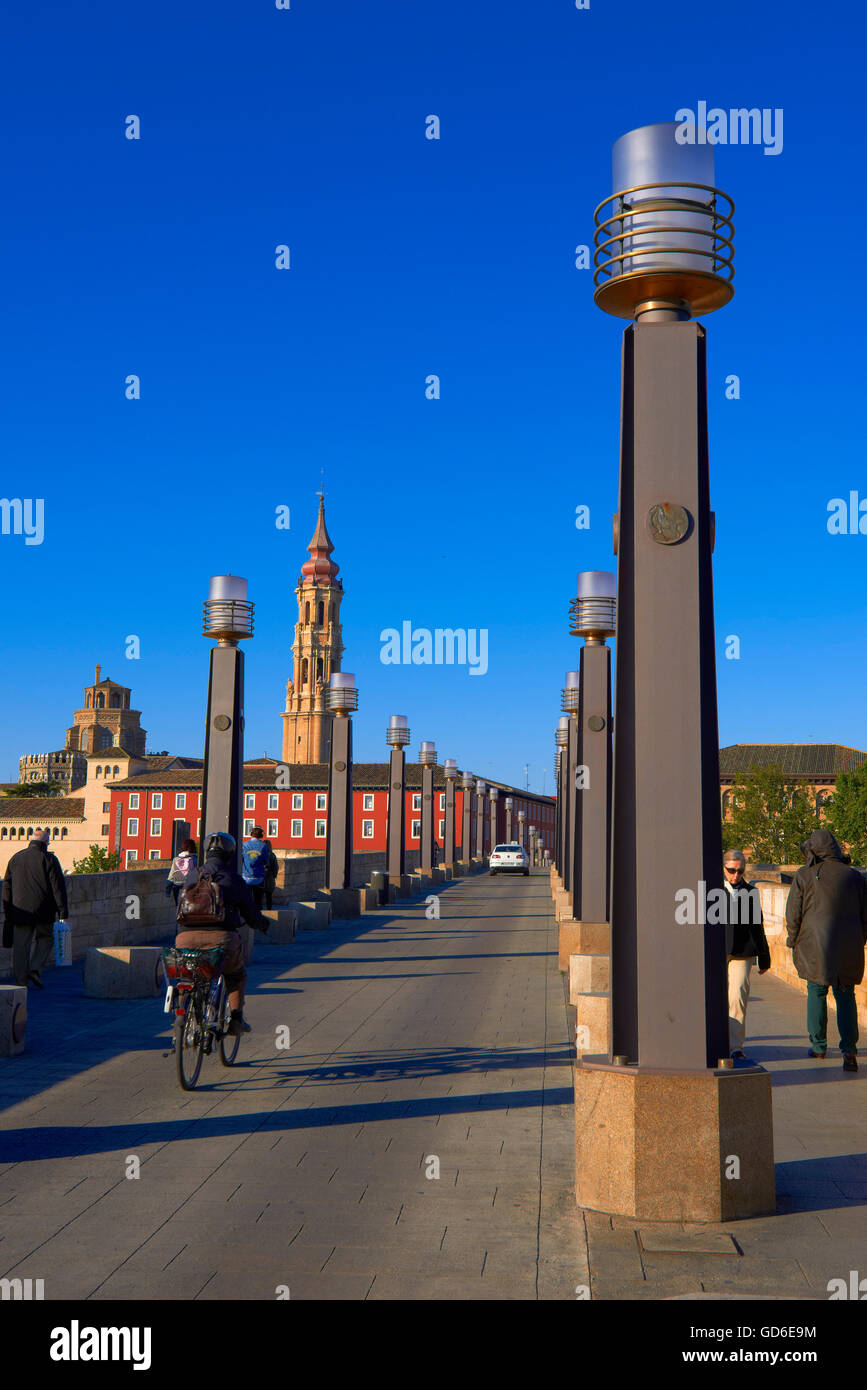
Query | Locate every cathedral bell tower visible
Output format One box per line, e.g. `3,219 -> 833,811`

281,496 -> 344,764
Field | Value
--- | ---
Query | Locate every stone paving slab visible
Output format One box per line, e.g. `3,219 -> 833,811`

0,871 -> 583,1300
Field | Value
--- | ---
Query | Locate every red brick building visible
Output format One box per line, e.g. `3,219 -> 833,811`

109,760 -> 555,866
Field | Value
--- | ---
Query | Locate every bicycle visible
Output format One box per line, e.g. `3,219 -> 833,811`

161,945 -> 241,1090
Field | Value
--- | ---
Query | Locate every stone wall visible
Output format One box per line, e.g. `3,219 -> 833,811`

0,848 -> 414,981
756,880 -> 867,1033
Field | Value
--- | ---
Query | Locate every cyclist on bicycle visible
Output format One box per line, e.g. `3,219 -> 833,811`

175,830 -> 271,1035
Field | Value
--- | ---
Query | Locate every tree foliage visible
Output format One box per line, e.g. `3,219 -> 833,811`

71,845 -> 120,874
722,765 -> 816,864
824,764 -> 867,867
6,780 -> 65,797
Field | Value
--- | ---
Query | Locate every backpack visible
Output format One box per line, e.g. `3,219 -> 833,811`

242,839 -> 270,884
169,853 -> 198,885
176,871 -> 226,926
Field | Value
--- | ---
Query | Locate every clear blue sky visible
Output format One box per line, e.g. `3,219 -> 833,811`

1,0 -> 864,790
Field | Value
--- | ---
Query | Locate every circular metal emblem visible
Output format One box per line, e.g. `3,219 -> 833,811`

423,794 -> 431,801
213,714 -> 231,732
392,781 -> 401,790
335,761 -> 346,772
587,715 -> 606,732
646,502 -> 690,545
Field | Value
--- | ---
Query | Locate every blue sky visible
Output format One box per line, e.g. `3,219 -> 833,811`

1,0 -> 864,790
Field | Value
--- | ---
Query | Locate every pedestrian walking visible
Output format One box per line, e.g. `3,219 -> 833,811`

262,842 -> 279,911
165,838 -> 198,907
241,826 -> 271,910
786,828 -> 867,1072
722,850 -> 770,1060
2,829 -> 69,989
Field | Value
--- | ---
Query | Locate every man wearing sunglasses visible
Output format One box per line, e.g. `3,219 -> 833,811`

723,850 -> 771,1061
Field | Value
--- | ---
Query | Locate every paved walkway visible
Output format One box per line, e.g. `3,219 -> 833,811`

1,870 -> 864,1301
0,870 -> 585,1300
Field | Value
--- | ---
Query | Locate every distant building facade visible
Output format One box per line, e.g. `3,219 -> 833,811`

65,664 -> 147,756
719,744 -> 867,820
17,749 -> 87,794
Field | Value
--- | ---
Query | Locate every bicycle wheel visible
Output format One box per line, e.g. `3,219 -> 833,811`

219,987 -> 241,1066
175,992 -> 206,1090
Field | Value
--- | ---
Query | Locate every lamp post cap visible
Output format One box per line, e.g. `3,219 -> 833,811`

576,570 -> 616,600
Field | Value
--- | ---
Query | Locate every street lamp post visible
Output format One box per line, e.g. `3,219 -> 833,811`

475,780 -> 486,860
528,824 -> 536,867
504,796 -> 513,843
555,716 -> 569,876
461,772 -> 474,871
517,810 -> 525,848
571,572 -> 615,926
561,671 -> 581,906
419,741 -> 437,875
200,575 -> 254,875
385,715 -> 410,891
573,120 -> 774,1221
325,673 -> 357,891
488,786 -> 498,853
443,759 -> 458,869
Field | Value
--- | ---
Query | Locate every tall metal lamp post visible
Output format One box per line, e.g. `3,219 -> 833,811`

474,779 -> 486,860
528,824 -> 536,867
571,572 -> 615,927
325,672 -> 357,891
386,714 -> 410,889
572,119 -> 774,1222
461,772 -> 474,870
560,671 -> 581,907
418,741 -> 437,875
200,575 -> 254,873
555,715 -> 569,876
488,786 -> 498,852
504,796 -> 513,843
443,759 -> 458,869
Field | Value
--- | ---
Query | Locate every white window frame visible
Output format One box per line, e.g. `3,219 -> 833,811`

245,793 -> 255,810
126,848 -> 136,866
291,820 -> 303,838
314,819 -> 326,838
127,818 -> 139,836
362,820 -> 374,838
149,849 -> 160,860
268,793 -> 278,810
267,819 -> 278,838
439,793 -> 445,810
412,819 -> 421,837
129,793 -> 139,810
152,793 -> 162,810
412,794 -> 421,811
176,793 -> 186,810
316,794 -> 326,811
292,793 -> 303,810
243,819 -> 254,836
196,818 -> 201,835
438,819 -> 444,838
198,793 -> 202,808
150,818 -> 161,836
362,794 -> 374,811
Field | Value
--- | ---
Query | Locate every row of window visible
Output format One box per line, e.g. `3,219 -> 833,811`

0,826 -> 69,840
117,791 -> 464,813
124,815 -> 449,841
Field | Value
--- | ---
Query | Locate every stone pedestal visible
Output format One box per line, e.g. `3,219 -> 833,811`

292,900 -> 332,930
388,874 -> 412,901
570,952 -> 610,995
369,870 -> 388,904
456,860 -> 471,876
430,868 -> 446,885
358,886 -> 380,912
320,887 -> 361,920
83,947 -> 164,999
440,865 -> 454,880
573,993 -> 611,1056
558,920 -> 609,972
407,873 -> 431,896
573,1059 -> 775,1221
0,986 -> 26,1057
262,909 -> 297,944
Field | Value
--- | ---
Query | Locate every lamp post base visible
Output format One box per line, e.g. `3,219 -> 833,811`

573,1058 -> 775,1221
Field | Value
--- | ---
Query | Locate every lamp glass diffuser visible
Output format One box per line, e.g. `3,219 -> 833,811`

327,672 -> 358,712
443,759 -> 458,778
386,714 -> 410,747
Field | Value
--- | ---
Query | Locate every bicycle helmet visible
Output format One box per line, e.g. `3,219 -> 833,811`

204,831 -> 237,862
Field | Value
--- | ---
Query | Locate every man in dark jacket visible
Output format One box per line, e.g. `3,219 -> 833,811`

723,850 -> 771,1060
175,831 -> 270,1035
786,828 -> 867,1072
2,829 -> 69,988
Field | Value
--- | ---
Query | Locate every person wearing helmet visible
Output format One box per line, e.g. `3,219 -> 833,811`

175,830 -> 271,1036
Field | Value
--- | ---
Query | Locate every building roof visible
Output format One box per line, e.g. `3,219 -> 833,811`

0,797 -> 85,821
107,761 -> 555,799
719,744 -> 867,778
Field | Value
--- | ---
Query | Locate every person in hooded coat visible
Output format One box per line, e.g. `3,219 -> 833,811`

786,828 -> 867,1071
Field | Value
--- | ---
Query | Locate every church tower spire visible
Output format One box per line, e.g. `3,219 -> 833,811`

281,496 -> 345,763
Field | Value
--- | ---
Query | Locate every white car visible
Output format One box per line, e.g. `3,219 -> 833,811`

489,843 -> 530,876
